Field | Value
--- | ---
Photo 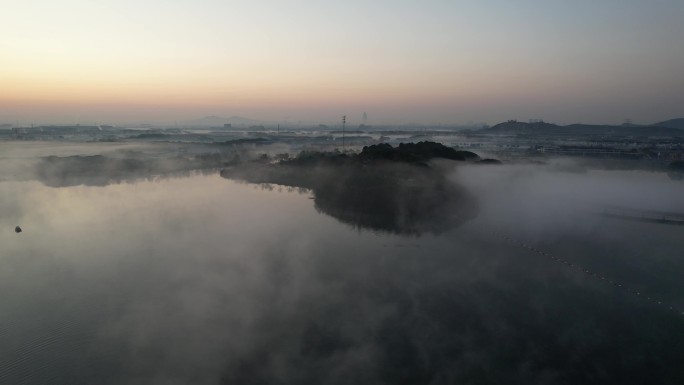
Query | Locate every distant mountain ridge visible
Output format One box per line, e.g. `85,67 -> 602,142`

185,115 -> 265,127
480,120 -> 683,136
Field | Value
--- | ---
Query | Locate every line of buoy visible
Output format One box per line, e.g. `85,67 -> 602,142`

498,233 -> 684,318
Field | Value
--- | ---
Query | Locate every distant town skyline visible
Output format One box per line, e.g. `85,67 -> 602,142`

1,1 -> 683,125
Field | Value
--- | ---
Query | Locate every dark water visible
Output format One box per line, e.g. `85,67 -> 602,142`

1,159 -> 683,384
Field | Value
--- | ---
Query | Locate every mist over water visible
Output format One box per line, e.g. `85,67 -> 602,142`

1,144 -> 684,384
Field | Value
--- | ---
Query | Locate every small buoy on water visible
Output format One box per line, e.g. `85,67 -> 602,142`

15,226 -> 22,233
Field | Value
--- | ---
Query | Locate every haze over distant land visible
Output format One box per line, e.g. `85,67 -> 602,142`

1,1 -> 683,125
654,118 -> 684,130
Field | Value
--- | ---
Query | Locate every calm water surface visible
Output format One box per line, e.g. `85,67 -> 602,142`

1,164 -> 683,384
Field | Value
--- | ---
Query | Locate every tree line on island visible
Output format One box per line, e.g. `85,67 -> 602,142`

221,142 -> 486,235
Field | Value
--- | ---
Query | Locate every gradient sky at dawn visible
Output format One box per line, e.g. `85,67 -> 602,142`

1,0 -> 683,125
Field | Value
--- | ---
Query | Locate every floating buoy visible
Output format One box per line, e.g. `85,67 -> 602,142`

15,226 -> 22,233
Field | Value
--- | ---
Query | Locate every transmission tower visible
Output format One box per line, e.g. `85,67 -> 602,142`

342,115 -> 346,149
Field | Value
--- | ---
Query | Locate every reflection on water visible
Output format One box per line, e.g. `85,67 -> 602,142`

1,165 -> 684,384
221,159 -> 479,235
309,163 -> 478,235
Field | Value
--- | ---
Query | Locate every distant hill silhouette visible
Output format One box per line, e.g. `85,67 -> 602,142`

481,121 -> 558,135
480,120 -> 683,136
186,115 -> 265,127
653,118 -> 684,130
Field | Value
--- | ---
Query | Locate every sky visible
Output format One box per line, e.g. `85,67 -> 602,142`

1,0 -> 683,125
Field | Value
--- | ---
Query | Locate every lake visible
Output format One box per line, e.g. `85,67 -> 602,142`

1,151 -> 683,384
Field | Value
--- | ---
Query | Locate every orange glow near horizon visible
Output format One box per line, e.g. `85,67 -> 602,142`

1,1 -> 683,124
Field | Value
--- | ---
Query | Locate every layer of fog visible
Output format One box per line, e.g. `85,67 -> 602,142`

454,160 -> 684,309
1,150 -> 683,384
0,141 -> 292,187
455,158 -> 684,231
